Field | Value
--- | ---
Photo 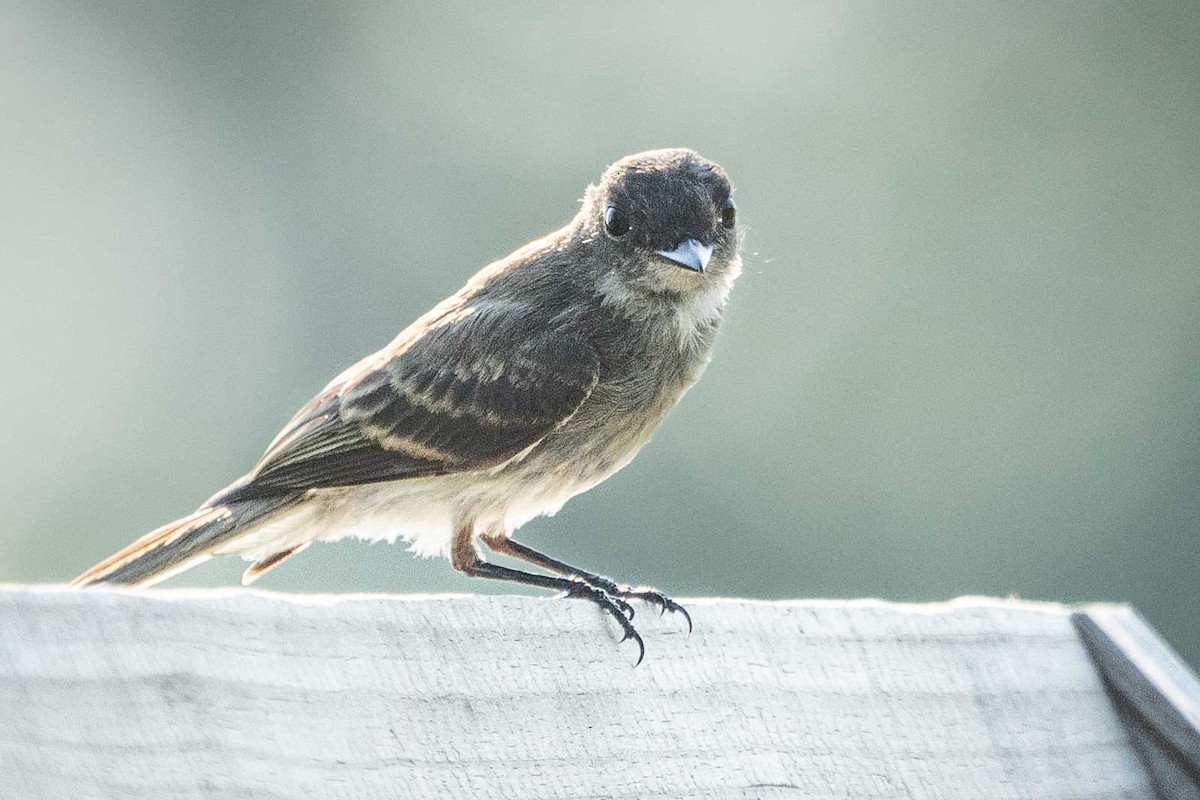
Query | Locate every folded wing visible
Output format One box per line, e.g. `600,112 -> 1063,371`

220,299 -> 599,501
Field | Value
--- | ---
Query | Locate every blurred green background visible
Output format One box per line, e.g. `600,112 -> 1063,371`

2,3 -> 1198,666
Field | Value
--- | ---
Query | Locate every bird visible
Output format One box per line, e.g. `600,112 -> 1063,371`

73,147 -> 743,664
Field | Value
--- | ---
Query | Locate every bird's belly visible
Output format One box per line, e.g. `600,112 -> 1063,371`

218,477 -> 462,561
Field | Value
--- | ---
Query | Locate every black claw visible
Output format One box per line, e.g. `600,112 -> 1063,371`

562,580 -> 646,666
616,588 -> 693,636
617,624 -> 646,666
629,631 -> 645,667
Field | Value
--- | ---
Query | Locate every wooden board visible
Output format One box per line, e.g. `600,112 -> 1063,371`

0,587 -> 1169,799
1074,607 -> 1200,799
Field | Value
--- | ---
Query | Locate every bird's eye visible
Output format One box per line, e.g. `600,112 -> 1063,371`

720,197 -> 737,229
604,205 -> 631,238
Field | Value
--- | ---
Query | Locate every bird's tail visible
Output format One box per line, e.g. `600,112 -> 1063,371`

71,495 -> 298,588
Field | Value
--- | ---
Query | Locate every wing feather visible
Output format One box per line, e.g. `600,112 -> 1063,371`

225,300 -> 598,498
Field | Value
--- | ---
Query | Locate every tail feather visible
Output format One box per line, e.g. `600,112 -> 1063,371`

241,542 -> 311,586
72,495 -> 299,587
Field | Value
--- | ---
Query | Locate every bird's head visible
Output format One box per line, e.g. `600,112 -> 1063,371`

581,148 -> 742,299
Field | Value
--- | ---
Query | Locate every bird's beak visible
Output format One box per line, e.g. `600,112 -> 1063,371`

656,239 -> 712,273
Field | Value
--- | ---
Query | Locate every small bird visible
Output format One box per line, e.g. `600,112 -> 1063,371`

74,148 -> 742,663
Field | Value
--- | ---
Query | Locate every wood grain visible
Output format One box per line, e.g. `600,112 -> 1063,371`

0,588 -> 1163,799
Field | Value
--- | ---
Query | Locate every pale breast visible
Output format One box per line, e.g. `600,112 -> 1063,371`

487,302 -> 720,526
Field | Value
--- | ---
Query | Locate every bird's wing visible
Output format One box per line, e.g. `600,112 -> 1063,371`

232,298 -> 599,496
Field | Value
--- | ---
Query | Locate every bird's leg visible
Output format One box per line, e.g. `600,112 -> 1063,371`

480,531 -> 692,634
451,524 -> 645,664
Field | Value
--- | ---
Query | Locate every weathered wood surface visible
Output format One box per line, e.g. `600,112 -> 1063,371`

0,587 -> 1182,799
1074,607 -> 1200,799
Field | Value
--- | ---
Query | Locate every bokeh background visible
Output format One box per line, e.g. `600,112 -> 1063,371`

3,3 -> 1198,666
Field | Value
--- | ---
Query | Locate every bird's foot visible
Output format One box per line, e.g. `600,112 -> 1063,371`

562,579 -> 645,666
614,587 -> 693,635
572,574 -> 693,635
